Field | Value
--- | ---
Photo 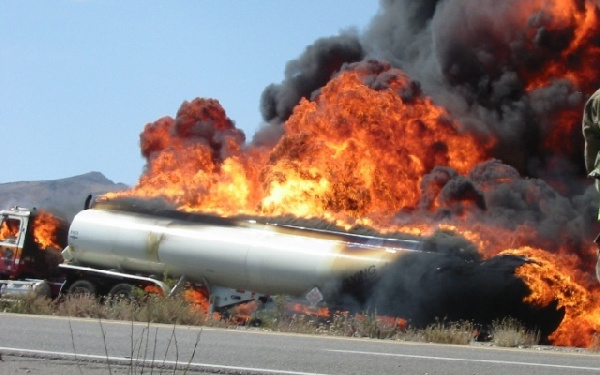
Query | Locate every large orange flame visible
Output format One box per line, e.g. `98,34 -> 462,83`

259,65 -> 488,222
114,62 -> 489,227
503,247 -> 600,348
32,211 -> 63,250
522,0 -> 600,92
520,0 -> 600,157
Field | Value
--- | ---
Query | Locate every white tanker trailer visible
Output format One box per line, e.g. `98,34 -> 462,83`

59,202 -> 424,312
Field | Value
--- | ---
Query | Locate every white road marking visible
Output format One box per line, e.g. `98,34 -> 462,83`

325,349 -> 600,372
0,346 -> 329,375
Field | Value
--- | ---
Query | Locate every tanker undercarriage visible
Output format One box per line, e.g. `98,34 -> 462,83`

58,262 -> 270,314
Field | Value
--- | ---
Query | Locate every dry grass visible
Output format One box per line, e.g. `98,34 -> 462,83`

255,305 -> 475,344
1,292 -> 206,325
0,293 -> 56,315
0,293 -> 558,349
4,293 -> 475,344
326,311 -> 405,339
490,317 -> 540,347
416,320 -> 475,345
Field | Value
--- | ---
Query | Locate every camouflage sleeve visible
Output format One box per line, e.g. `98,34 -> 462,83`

583,89 -> 600,175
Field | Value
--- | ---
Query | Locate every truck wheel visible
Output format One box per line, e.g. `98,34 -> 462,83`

108,283 -> 133,300
67,280 -> 96,297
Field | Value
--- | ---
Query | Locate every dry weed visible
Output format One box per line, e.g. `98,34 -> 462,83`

491,317 -> 540,347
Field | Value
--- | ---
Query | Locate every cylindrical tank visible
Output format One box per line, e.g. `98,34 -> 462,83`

63,208 -> 422,296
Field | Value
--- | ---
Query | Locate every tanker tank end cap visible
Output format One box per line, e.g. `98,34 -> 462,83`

61,246 -> 75,261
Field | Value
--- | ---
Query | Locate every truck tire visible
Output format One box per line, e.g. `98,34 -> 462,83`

108,283 -> 133,300
67,280 -> 96,297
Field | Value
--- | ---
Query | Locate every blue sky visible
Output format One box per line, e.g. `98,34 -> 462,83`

1,1 -> 380,185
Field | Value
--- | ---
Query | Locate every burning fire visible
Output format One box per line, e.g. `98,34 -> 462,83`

0,210 -> 62,251
503,247 -> 600,348
0,218 -> 19,241
259,65 -> 488,222
114,63 -> 489,226
519,0 -> 600,160
106,0 -> 600,347
32,211 -> 63,250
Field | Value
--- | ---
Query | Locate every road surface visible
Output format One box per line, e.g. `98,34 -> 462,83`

1,314 -> 598,374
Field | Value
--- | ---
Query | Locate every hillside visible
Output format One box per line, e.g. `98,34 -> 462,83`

0,172 -> 129,221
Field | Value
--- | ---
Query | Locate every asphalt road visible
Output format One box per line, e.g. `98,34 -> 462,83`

1,313 -> 599,374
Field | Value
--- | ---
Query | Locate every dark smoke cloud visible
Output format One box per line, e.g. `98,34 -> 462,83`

173,98 -> 245,162
254,33 -> 365,147
410,159 -> 599,265
92,195 -> 177,213
338,59 -> 423,102
364,0 -> 440,66
364,0 -> 599,181
418,166 -> 458,211
465,160 -> 595,254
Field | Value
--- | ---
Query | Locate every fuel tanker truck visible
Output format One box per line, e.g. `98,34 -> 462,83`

1,197 -> 423,313
1,198 -> 567,336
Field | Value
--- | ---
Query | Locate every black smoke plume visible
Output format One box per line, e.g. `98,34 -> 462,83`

254,33 -> 365,147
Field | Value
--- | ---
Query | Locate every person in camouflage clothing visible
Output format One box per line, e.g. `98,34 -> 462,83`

582,88 -> 600,283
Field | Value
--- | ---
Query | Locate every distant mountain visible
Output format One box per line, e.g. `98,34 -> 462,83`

0,172 -> 129,221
